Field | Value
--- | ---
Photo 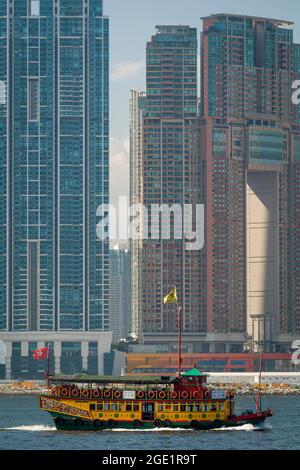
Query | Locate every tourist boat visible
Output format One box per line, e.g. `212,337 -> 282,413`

39,307 -> 273,431
39,367 -> 273,431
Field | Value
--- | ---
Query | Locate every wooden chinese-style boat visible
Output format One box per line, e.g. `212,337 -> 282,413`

39,309 -> 273,431
39,368 -> 273,431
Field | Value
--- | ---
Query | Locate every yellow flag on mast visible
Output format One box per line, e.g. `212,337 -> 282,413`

163,287 -> 177,305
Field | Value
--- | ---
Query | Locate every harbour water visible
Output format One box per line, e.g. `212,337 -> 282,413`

0,396 -> 299,450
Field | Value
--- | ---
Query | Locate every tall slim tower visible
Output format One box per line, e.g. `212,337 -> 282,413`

141,26 -> 202,345
129,90 -> 146,340
201,14 -> 300,352
109,247 -> 131,342
0,0 -> 111,379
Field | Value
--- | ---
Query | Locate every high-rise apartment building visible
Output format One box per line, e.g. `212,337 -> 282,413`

140,26 -> 202,345
201,14 -> 300,352
109,247 -> 131,342
129,90 -> 146,340
0,0 -> 111,379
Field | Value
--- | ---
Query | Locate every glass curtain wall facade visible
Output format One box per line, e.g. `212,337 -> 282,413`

0,0 -> 109,336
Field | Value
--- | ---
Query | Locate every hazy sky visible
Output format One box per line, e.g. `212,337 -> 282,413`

105,0 -> 300,244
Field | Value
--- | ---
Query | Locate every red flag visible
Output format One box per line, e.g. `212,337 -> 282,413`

32,347 -> 49,360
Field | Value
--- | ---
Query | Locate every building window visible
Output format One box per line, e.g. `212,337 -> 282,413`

30,0 -> 40,16
294,134 -> 300,162
212,128 -> 227,157
249,129 -> 285,164
0,81 -> 6,105
28,79 -> 39,121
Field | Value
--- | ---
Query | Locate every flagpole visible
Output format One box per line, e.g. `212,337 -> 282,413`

46,343 -> 51,389
163,287 -> 182,377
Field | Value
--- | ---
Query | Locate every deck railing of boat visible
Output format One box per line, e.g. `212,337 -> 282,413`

49,386 -> 234,400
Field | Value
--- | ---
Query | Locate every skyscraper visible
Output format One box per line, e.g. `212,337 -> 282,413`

109,247 -> 131,342
140,26 -> 202,345
0,0 -> 111,379
129,90 -> 146,341
201,14 -> 300,352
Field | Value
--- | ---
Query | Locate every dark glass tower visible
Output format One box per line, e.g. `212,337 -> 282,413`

0,0 -> 109,336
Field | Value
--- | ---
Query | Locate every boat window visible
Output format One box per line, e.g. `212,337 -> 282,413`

165,404 -> 171,410
117,404 -> 123,411
204,404 -> 208,412
104,404 -> 110,411
97,403 -> 103,411
158,404 -> 163,412
126,404 -> 132,412
195,405 -> 201,412
180,405 -> 186,412
219,404 -> 224,411
188,405 -> 193,412
111,404 -> 117,411
89,404 -> 96,411
133,404 -> 139,412
173,405 -> 178,411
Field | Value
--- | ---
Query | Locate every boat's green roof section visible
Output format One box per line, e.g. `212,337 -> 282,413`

181,368 -> 206,377
50,374 -> 177,385
50,368 -> 207,385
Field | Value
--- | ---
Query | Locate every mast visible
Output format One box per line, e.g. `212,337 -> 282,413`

256,348 -> 264,412
177,306 -> 183,377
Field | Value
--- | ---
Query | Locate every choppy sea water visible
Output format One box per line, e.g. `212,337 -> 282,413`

0,396 -> 299,450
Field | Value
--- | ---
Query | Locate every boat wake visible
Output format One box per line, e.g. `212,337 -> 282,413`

108,423 -> 272,433
1,424 -> 56,432
0,423 -> 272,433
108,427 -> 194,432
212,422 -> 272,432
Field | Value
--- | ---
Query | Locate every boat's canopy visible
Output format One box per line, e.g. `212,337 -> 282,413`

49,374 -> 177,385
49,368 -> 207,386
